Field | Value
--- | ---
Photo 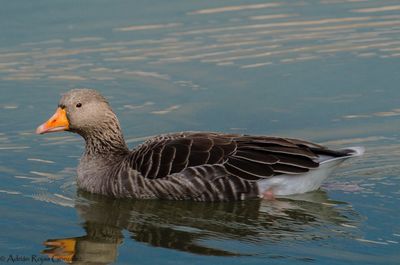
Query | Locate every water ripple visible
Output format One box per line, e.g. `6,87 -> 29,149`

0,1 -> 398,81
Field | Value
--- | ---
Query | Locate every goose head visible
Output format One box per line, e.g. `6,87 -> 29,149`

36,89 -> 128,154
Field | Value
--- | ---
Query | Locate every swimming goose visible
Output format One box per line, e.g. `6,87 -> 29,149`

36,89 -> 364,201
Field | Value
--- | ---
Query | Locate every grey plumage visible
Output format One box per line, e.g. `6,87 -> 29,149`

38,89 -> 361,201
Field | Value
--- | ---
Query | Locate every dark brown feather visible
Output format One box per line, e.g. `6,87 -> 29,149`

130,132 -> 331,182
160,145 -> 176,164
236,136 -> 298,148
207,145 -> 225,164
274,154 -> 319,168
233,150 -> 279,164
171,161 -> 188,174
188,151 -> 210,166
146,149 -> 161,178
241,145 -> 317,158
271,164 -> 310,174
190,137 -> 214,152
286,138 -> 325,149
226,157 -> 274,179
224,163 -> 264,181
170,141 -> 191,164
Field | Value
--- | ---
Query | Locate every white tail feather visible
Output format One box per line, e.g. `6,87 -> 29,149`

258,146 -> 364,196
319,146 -> 365,164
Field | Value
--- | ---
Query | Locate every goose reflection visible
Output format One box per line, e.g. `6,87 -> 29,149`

42,190 -> 356,264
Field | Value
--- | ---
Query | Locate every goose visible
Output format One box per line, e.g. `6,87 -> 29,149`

36,89 -> 364,201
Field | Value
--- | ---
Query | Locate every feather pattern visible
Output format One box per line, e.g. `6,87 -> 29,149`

39,89 -> 363,202
130,132 -> 322,180
119,132 -> 360,201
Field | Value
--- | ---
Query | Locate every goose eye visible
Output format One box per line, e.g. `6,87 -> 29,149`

76,103 -> 82,108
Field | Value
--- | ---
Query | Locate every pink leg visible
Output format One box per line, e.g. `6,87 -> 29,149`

262,189 -> 275,200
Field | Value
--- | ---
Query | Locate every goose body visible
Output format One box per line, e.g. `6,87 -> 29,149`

36,89 -> 364,201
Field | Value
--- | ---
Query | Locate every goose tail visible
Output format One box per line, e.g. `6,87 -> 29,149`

319,146 -> 365,164
257,146 -> 365,196
342,146 -> 365,157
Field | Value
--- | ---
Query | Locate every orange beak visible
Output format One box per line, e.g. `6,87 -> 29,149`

36,107 -> 69,134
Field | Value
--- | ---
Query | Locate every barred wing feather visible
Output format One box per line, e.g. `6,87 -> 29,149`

129,132 -> 331,182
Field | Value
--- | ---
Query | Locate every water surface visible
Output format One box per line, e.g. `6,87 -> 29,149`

0,0 -> 399,264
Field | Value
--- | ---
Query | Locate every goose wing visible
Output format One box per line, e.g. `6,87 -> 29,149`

129,132 -> 334,181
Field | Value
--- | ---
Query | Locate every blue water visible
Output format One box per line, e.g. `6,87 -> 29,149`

0,0 -> 400,264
